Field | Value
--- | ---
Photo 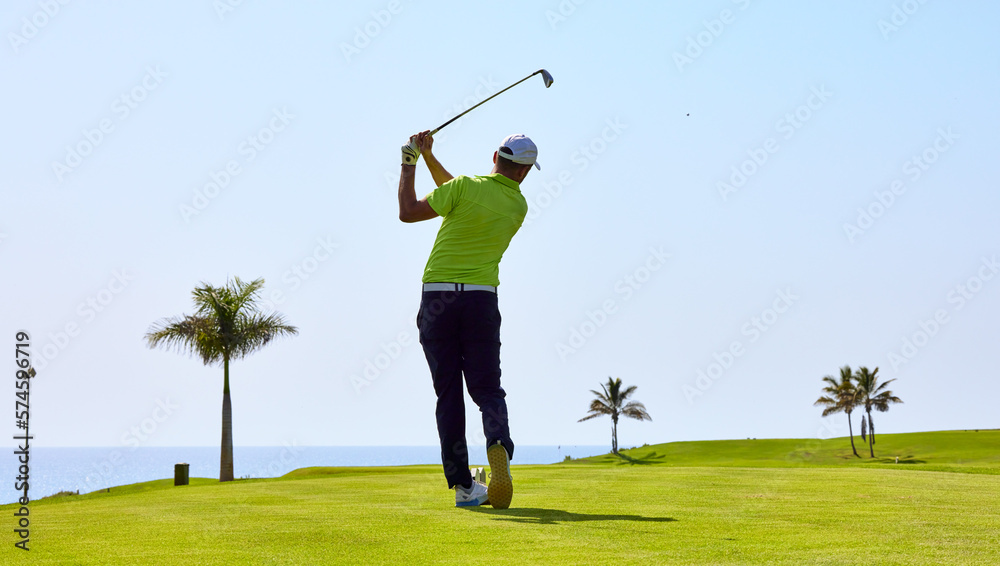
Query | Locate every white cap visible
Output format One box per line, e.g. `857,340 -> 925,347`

498,134 -> 540,170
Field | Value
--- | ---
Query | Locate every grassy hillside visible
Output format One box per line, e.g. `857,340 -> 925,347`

2,430 -> 997,565
575,429 -> 1000,473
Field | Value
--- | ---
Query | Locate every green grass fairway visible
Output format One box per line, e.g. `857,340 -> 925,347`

574,429 -> 1000,474
4,431 -> 998,565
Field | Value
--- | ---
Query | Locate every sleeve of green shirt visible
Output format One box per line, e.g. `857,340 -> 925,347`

425,176 -> 467,217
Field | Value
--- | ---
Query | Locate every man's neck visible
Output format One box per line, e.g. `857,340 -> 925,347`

489,167 -> 522,183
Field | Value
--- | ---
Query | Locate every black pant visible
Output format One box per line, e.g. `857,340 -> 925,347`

417,289 -> 514,488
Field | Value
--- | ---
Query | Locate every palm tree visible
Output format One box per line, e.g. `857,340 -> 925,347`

577,377 -> 651,454
145,277 -> 298,481
814,365 -> 860,457
853,366 -> 902,458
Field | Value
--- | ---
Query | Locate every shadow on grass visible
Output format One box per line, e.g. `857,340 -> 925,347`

870,456 -> 927,465
467,507 -> 677,525
615,451 -> 668,465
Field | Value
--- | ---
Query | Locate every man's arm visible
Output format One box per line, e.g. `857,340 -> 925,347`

398,164 -> 439,223
416,131 -> 454,187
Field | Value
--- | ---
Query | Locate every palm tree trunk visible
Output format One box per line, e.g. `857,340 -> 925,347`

220,355 -> 234,482
867,409 -> 874,458
847,411 -> 859,457
612,418 -> 618,454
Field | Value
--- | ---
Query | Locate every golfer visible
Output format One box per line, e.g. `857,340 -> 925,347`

397,130 -> 538,509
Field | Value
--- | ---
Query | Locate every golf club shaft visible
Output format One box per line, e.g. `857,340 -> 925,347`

429,71 -> 543,136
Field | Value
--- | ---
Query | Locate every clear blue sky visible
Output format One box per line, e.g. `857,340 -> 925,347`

3,1 -> 998,450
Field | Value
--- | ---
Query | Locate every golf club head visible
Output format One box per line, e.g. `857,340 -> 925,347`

539,69 -> 554,88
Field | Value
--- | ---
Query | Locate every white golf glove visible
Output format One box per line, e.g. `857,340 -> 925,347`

401,138 -> 420,166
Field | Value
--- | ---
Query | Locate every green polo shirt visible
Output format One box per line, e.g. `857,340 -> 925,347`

422,174 -> 528,287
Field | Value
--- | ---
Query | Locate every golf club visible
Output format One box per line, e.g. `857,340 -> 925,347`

429,69 -> 553,135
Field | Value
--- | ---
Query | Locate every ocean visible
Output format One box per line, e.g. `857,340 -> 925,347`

4,445 -> 607,504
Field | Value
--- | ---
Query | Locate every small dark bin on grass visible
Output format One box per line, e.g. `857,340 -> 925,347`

174,463 -> 190,486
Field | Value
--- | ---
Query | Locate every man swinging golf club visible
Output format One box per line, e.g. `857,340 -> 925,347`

398,130 -> 539,509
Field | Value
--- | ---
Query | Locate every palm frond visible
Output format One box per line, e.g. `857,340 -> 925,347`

872,392 -> 903,412
814,393 -> 836,407
871,377 -> 896,396
230,312 -> 298,360
588,389 -> 608,402
600,383 -> 612,400
146,277 -> 296,367
229,276 -> 266,315
621,401 -> 651,421
583,398 -> 613,414
578,397 -> 614,422
605,378 -> 621,400
145,314 -> 225,365
819,375 -> 839,391
577,412 -> 605,423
